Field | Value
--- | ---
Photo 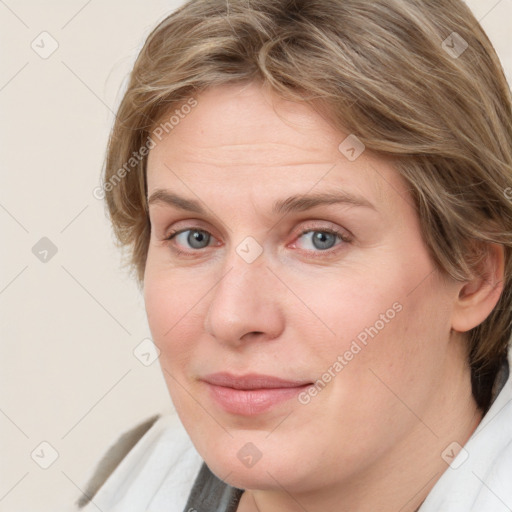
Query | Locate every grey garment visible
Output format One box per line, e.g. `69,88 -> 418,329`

182,463 -> 244,512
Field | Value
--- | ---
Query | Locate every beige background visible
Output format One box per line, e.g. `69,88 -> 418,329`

1,1 -> 511,510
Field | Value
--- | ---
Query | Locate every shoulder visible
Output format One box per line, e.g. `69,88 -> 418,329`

75,412 -> 203,511
76,414 -> 161,508
421,352 -> 512,511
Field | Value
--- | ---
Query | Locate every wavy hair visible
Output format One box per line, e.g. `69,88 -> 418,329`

102,0 -> 512,410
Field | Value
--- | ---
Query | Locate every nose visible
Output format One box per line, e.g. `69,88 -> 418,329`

203,250 -> 285,347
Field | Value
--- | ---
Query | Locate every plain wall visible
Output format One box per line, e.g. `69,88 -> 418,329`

1,1 -> 511,510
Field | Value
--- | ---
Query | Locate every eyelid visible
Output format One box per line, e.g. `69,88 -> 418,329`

291,221 -> 353,243
163,221 -> 350,239
162,220 -> 353,257
287,224 -> 351,257
162,218 -> 219,240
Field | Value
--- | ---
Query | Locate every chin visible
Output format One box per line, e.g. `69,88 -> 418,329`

206,437 -> 314,490
208,456 -> 291,491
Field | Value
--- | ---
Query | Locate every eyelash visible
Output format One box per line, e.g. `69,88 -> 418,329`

163,224 -> 352,259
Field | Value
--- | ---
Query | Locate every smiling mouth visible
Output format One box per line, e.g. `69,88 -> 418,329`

201,372 -> 313,415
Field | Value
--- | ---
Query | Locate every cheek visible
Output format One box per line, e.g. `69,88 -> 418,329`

318,274 -> 454,428
143,262 -> 201,363
286,265 -> 406,358
144,271 -> 203,415
292,257 -> 452,391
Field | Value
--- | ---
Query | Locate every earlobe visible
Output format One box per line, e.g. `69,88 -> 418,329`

451,243 -> 505,333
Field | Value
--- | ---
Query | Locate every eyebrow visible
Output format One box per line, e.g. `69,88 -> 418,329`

147,189 -> 376,215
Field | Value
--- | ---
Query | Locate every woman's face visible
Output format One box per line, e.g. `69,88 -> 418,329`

144,82 -> 463,493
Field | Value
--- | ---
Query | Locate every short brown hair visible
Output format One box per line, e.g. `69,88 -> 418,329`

102,0 -> 512,410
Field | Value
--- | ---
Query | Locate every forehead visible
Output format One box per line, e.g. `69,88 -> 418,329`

146,82 -> 409,216
150,82 -> 342,163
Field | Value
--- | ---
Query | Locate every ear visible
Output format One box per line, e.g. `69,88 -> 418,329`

451,243 -> 505,333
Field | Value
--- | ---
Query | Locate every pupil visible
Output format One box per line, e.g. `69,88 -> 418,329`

313,232 -> 335,250
189,230 -> 209,248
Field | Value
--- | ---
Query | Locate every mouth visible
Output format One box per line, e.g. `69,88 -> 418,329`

200,373 -> 313,416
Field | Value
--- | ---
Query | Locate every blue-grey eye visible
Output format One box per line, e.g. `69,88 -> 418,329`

175,229 -> 211,249
299,231 -> 338,251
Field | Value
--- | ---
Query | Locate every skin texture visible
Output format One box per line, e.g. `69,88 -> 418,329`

144,82 -> 503,511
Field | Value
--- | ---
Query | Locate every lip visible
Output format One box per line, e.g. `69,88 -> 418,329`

201,373 -> 313,416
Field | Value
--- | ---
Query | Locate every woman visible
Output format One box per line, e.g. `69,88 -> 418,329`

77,0 -> 512,510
